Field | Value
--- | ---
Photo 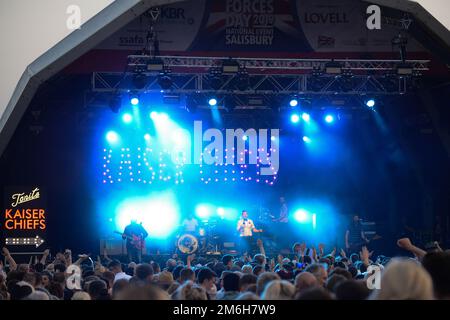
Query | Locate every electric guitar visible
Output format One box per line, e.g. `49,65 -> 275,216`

114,231 -> 145,250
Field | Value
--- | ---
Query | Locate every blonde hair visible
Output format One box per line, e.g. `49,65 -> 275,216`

370,258 -> 434,300
261,280 -> 296,300
172,281 -> 207,300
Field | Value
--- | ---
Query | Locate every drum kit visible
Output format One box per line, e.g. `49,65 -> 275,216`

175,219 -> 221,255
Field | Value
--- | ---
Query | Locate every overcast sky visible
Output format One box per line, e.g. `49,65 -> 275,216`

0,0 -> 449,122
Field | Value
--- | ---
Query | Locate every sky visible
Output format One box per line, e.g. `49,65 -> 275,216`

0,0 -> 449,126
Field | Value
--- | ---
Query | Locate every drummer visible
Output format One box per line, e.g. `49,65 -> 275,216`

182,213 -> 200,236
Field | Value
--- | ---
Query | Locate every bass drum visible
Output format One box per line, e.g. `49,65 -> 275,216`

177,233 -> 199,254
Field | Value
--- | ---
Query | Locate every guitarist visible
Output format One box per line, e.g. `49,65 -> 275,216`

237,210 -> 263,255
122,220 -> 148,263
345,215 -> 369,255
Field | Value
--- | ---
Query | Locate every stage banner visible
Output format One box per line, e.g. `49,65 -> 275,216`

1,187 -> 48,262
97,0 -> 424,53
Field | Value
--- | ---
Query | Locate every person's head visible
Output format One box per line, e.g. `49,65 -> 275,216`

172,265 -> 184,282
242,210 -> 248,219
335,280 -> 370,300
261,280 -> 296,300
253,253 -> 266,266
241,264 -> 253,274
329,267 -> 352,280
166,259 -> 177,271
112,279 -> 129,299
326,274 -> 347,293
305,264 -> 327,287
353,215 -> 360,222
40,271 -> 52,287
256,272 -> 281,296
23,272 -> 37,287
179,267 -> 195,283
135,263 -> 154,283
294,272 -> 318,292
172,281 -> 207,300
239,273 -> 257,292
9,281 -> 34,300
295,287 -> 334,300
108,260 -> 123,274
151,262 -> 160,274
197,268 -> 217,291
116,284 -> 170,300
236,292 -> 260,300
71,291 -> 91,300
88,279 -> 110,300
252,265 -> 264,277
222,255 -> 234,269
422,252 -> 450,299
222,272 -> 240,292
370,258 -> 434,300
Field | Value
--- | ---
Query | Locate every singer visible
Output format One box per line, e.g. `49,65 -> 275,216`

236,210 -> 263,255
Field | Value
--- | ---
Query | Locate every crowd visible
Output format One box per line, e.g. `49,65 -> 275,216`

0,237 -> 449,300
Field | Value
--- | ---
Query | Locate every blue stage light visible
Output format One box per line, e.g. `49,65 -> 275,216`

290,113 -> 300,123
302,136 -> 311,143
325,114 -> 334,123
150,111 -> 158,120
294,209 -> 309,223
242,135 -> 248,141
130,97 -> 139,105
122,113 -> 133,124
302,112 -> 310,122
208,98 -> 217,106
106,131 -> 119,144
366,99 -> 375,107
289,99 -> 298,107
144,133 -> 151,141
196,204 -> 212,219
217,207 -> 225,218
116,193 -> 180,239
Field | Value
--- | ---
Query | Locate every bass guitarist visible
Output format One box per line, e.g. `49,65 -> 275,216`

121,220 -> 148,263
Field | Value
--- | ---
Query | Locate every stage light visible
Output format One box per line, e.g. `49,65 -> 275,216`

116,193 -> 180,239
294,209 -> 309,223
208,98 -> 218,106
242,135 -> 248,141
303,136 -> 311,143
130,97 -> 139,106
106,131 -> 119,144
325,60 -> 342,75
150,111 -> 158,120
302,112 -> 310,122
217,207 -> 225,218
196,204 -> 212,219
147,58 -> 164,72
122,113 -> 133,124
289,99 -> 298,107
158,113 -> 169,121
271,136 -> 276,141
312,213 -> 317,229
325,114 -> 334,123
144,133 -> 151,141
290,113 -> 300,123
366,99 -> 375,108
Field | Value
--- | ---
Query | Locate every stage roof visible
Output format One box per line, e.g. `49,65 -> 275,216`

0,0 -> 449,156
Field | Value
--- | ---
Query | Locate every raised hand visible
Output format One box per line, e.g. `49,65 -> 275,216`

2,247 -> 10,257
397,238 -> 413,250
340,248 -> 347,258
318,243 -> 325,255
